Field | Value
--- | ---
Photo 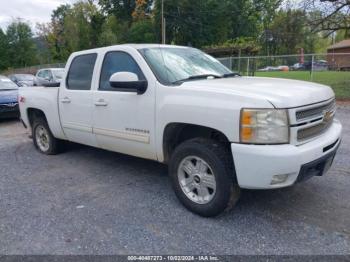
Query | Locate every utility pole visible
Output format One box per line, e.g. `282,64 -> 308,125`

161,0 -> 166,44
163,18 -> 166,44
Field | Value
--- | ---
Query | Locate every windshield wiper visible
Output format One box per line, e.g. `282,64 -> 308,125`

222,72 -> 241,78
172,74 -> 222,85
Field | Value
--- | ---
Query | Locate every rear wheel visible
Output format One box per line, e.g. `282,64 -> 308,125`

32,118 -> 61,155
169,138 -> 240,217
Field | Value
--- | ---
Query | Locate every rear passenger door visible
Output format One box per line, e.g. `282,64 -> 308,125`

59,53 -> 98,147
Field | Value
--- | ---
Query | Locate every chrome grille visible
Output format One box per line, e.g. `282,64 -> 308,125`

0,103 -> 18,112
297,117 -> 333,141
296,99 -> 335,121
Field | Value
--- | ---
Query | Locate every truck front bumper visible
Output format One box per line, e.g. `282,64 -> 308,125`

231,119 -> 342,189
0,104 -> 20,119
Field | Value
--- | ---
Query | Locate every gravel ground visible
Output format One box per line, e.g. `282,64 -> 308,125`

0,105 -> 349,255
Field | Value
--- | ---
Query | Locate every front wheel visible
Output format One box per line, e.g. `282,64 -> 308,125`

169,139 -> 240,217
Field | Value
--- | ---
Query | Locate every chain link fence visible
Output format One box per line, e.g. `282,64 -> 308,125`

218,53 -> 350,99
2,53 -> 349,98
218,53 -> 350,76
2,63 -> 66,76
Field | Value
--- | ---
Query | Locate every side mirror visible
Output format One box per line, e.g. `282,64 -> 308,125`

109,72 -> 148,95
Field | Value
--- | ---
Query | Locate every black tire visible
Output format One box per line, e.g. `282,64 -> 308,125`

169,138 -> 240,217
32,117 -> 61,155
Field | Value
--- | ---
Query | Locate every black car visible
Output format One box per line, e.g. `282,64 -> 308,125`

0,75 -> 19,119
8,74 -> 35,87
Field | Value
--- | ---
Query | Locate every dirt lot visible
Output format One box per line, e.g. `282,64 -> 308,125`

0,105 -> 350,255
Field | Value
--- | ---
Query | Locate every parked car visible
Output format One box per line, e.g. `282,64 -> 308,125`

19,44 -> 342,217
8,74 -> 35,87
0,75 -> 19,119
294,61 -> 328,71
258,66 -> 279,72
34,68 -> 65,86
291,63 -> 305,71
277,65 -> 289,71
258,66 -> 289,72
313,60 -> 328,71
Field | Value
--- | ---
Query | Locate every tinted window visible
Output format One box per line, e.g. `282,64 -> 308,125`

37,70 -> 44,78
47,70 -> 53,79
38,70 -> 49,79
67,54 -> 97,90
44,70 -> 50,79
99,52 -> 145,91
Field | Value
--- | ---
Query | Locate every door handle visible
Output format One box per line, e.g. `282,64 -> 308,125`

60,97 -> 71,104
94,99 -> 108,107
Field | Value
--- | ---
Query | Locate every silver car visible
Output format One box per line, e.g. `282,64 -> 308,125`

34,68 -> 65,86
8,74 -> 36,87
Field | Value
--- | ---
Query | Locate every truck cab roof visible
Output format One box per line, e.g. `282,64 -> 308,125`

70,44 -> 189,56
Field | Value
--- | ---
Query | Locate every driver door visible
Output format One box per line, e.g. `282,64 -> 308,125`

92,50 -> 156,160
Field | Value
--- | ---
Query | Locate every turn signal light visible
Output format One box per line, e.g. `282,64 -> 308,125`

241,111 -> 252,125
241,127 -> 252,141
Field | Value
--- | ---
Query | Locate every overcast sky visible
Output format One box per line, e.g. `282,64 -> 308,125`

0,0 -> 76,31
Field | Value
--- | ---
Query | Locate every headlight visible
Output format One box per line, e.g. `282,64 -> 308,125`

240,109 -> 289,144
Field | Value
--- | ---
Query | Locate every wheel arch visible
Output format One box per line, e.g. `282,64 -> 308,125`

27,108 -> 48,128
162,122 -> 232,164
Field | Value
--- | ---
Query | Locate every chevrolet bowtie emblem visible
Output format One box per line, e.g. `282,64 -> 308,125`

4,103 -> 18,107
323,111 -> 333,123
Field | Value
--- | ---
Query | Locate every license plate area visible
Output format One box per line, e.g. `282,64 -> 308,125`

296,144 -> 339,183
323,155 -> 335,175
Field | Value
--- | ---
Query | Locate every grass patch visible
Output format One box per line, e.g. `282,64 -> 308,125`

255,71 -> 350,99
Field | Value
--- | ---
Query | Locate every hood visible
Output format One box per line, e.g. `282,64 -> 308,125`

181,77 -> 334,108
0,89 -> 18,104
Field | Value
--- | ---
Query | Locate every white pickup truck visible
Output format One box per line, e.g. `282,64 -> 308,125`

19,44 -> 342,217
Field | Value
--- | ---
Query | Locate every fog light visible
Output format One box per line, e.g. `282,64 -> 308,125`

271,174 -> 289,185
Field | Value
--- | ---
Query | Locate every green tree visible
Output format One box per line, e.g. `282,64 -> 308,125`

63,1 -> 96,52
0,29 -> 9,70
335,29 -> 350,42
129,20 -> 156,43
36,4 -> 72,62
265,9 -> 333,55
267,9 -> 307,54
99,0 -> 153,24
50,4 -> 72,61
98,15 -> 129,46
153,0 -> 282,48
6,20 -> 37,67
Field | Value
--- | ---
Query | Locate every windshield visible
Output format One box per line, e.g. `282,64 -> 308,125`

16,74 -> 35,81
139,47 -> 232,85
52,69 -> 65,79
0,77 -> 18,90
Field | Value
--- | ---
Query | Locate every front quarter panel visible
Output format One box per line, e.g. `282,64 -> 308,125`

155,83 -> 273,162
